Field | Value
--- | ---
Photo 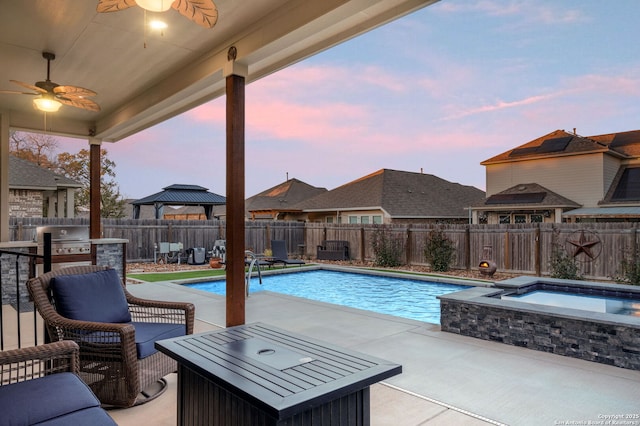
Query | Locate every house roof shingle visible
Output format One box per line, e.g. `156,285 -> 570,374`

295,169 -> 485,219
482,129 -> 640,165
246,178 -> 327,212
9,155 -> 82,190
477,183 -> 580,209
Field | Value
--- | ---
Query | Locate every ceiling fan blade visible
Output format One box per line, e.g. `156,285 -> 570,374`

0,89 -> 38,95
57,96 -> 101,112
173,0 -> 218,28
97,0 -> 137,12
54,85 -> 98,98
10,80 -> 46,94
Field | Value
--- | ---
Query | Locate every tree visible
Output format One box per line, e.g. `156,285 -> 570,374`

9,131 -> 59,169
56,149 -> 126,218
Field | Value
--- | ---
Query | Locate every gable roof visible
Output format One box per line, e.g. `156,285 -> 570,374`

246,178 -> 327,213
588,129 -> 640,157
477,183 -> 580,209
9,155 -> 82,190
132,184 -> 225,205
481,129 -> 625,165
295,169 -> 485,219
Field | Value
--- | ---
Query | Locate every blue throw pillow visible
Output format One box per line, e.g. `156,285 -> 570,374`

50,269 -> 132,323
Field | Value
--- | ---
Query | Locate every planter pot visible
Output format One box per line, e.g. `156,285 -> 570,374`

209,258 -> 223,269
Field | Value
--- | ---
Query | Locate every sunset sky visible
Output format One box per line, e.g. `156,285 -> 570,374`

58,0 -> 640,200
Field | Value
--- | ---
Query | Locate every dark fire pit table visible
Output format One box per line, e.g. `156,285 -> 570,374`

156,322 -> 402,426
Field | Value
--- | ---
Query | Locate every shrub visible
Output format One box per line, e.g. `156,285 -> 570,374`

549,244 -> 582,280
615,257 -> 640,286
423,229 -> 455,272
371,228 -> 403,267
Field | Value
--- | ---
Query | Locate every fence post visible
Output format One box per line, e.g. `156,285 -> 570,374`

360,227 -> 365,262
535,224 -> 541,276
504,229 -> 511,270
465,226 -> 470,271
405,225 -> 412,265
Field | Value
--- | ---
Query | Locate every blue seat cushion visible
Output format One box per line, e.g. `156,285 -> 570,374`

50,269 -> 131,323
36,406 -> 117,425
133,322 -> 186,359
0,372 -> 115,425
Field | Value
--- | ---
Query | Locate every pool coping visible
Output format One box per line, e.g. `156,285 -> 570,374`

172,264 -> 494,288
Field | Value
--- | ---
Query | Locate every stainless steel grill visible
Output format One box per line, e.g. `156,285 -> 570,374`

36,225 -> 90,254
36,226 -> 91,264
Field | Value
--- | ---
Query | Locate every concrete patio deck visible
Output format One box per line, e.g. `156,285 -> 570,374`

108,280 -> 640,426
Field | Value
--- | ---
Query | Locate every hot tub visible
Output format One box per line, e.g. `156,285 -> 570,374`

438,276 -> 640,370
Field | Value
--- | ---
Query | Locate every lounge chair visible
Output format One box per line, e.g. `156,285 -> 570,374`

270,240 -> 305,267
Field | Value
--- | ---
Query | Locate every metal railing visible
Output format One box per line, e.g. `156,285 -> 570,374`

0,234 -> 51,350
244,250 -> 263,297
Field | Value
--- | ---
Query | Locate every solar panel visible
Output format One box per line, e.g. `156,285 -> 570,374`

509,146 -> 539,157
485,192 -> 547,205
610,132 -> 640,149
508,136 -> 572,158
537,136 -> 572,154
612,167 -> 640,201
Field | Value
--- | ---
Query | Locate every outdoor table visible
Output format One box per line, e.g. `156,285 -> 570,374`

155,322 -> 402,426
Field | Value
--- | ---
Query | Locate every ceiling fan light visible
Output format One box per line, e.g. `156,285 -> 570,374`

33,96 -> 62,112
136,0 -> 172,12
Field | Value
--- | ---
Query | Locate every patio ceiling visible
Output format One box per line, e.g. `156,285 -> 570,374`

0,0 -> 437,142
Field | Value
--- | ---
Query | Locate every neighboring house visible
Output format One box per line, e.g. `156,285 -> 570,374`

130,184 -> 226,220
473,129 -> 640,223
8,155 -> 81,218
292,169 -> 485,224
246,178 -> 327,220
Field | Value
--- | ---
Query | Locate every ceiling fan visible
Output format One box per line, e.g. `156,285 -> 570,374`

97,0 -> 218,29
0,52 -> 100,113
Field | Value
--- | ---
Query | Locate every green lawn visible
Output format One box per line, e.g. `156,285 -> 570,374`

127,269 -> 226,282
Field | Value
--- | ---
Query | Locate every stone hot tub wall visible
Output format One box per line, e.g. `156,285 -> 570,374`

438,277 -> 640,371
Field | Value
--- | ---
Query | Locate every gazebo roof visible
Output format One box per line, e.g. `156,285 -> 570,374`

132,184 -> 225,205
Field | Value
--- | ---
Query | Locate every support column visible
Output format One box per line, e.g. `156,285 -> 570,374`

0,111 -> 9,242
89,139 -> 102,239
66,188 -> 75,218
224,53 -> 248,327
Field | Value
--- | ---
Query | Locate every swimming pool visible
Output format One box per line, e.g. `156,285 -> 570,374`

185,269 -> 470,324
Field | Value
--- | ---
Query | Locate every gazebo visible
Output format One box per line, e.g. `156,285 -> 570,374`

131,184 -> 225,220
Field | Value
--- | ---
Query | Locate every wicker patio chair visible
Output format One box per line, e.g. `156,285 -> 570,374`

0,341 -> 117,424
27,265 -> 195,408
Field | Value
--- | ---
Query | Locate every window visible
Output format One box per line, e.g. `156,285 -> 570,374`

372,215 -> 382,224
360,216 -> 369,224
326,216 -> 334,223
499,215 -> 510,224
612,167 -> 640,201
530,214 -> 543,223
514,215 -> 526,224
348,216 -> 358,224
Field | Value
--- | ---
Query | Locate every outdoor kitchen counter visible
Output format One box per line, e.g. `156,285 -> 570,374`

156,322 -> 402,426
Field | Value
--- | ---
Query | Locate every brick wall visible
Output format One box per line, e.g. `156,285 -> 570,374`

440,299 -> 640,371
9,189 -> 43,218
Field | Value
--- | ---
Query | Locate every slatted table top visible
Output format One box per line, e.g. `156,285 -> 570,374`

156,322 -> 402,419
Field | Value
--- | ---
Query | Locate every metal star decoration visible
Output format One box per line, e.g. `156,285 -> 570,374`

566,230 -> 600,260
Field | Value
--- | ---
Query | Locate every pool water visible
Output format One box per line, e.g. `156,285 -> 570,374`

503,290 -> 640,316
185,270 -> 470,324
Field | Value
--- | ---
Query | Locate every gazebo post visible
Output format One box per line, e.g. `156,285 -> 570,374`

225,57 -> 247,327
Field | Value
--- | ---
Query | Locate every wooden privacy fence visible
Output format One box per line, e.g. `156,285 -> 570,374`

8,218 -> 639,280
